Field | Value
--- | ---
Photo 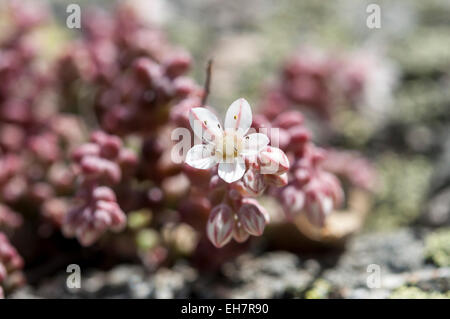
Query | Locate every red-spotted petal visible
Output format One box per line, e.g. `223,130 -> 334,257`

189,107 -> 223,142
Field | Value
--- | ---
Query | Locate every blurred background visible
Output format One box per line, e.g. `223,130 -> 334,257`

0,0 -> 449,299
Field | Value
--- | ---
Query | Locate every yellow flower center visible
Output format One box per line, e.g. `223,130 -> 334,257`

215,131 -> 243,162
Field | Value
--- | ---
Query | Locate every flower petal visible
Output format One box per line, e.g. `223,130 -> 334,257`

218,159 -> 246,183
189,107 -> 223,142
185,144 -> 217,169
241,133 -> 269,156
224,98 -> 252,135
207,204 -> 234,248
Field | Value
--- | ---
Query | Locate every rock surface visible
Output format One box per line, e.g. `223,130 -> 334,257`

9,228 -> 450,299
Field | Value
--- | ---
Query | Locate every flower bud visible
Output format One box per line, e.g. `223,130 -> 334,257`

163,51 -> 191,78
206,204 -> 234,248
280,185 -> 305,220
242,168 -> 265,196
72,143 -> 100,162
288,126 -> 310,149
258,146 -> 290,175
238,200 -> 267,236
133,57 -> 162,85
320,172 -> 344,209
173,76 -> 198,97
273,110 -> 304,129
233,222 -> 250,243
304,188 -> 333,228
264,172 -> 288,187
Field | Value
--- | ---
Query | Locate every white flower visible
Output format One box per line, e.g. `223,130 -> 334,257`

185,98 -> 269,183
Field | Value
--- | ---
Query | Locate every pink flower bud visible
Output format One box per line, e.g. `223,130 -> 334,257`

173,76 -> 198,97
233,223 -> 250,243
80,156 -> 121,184
320,172 -> 344,209
206,204 -> 234,248
275,128 -> 291,151
264,172 -> 288,187
93,209 -> 112,230
229,181 -> 254,198
280,185 -> 305,220
238,200 -> 267,236
108,208 -> 127,232
294,167 -> 311,185
93,186 -> 117,202
258,146 -> 290,175
288,126 -> 310,150
242,168 -> 265,196
163,51 -> 191,78
304,187 -> 333,228
72,143 -> 100,162
62,185 -> 126,246
251,114 -> 271,130
99,135 -> 122,159
273,110 -> 304,128
133,57 -> 162,85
